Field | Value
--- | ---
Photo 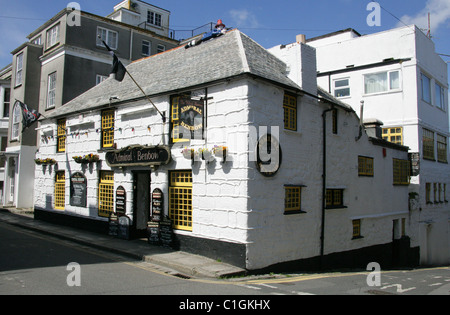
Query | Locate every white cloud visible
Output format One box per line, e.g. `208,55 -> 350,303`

398,0 -> 450,32
229,9 -> 260,29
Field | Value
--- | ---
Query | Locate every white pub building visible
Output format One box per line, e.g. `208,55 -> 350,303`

33,29 -> 415,271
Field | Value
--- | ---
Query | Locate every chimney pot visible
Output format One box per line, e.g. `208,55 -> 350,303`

296,34 -> 306,44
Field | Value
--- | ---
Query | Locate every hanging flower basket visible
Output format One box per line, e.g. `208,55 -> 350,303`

213,145 -> 227,160
181,147 -> 196,160
198,148 -> 213,161
35,158 -> 56,165
73,154 -> 100,164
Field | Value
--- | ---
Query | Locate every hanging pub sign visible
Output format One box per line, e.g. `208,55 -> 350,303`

115,186 -> 126,216
70,172 -> 87,207
105,145 -> 171,167
177,97 -> 204,140
151,188 -> 164,222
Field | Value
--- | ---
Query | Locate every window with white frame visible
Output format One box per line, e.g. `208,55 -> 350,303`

47,72 -> 57,109
32,36 -> 42,45
333,78 -> 350,97
142,40 -> 151,56
46,23 -> 60,49
421,73 -> 431,103
147,11 -> 162,27
96,27 -> 118,50
364,70 -> 400,94
157,44 -> 165,54
96,74 -> 108,85
15,53 -> 23,87
12,102 -> 21,140
435,83 -> 445,110
3,88 -> 10,118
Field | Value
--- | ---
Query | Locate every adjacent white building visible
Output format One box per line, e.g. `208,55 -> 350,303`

0,65 -> 11,204
34,29 -> 414,271
108,0 -> 171,38
305,25 -> 450,266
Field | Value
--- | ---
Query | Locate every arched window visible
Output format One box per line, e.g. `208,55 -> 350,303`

11,101 -> 21,140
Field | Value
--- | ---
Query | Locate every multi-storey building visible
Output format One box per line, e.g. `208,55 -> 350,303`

0,64 -> 12,204
34,29 -> 414,271
305,25 -> 450,265
5,2 -> 178,208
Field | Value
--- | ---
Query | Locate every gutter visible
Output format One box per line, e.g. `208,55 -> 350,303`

320,105 -> 335,268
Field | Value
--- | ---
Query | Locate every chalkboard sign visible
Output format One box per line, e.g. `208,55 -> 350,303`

118,215 -> 130,240
108,213 -> 119,237
147,221 -> 161,245
70,172 -> 87,207
160,218 -> 173,248
115,186 -> 126,216
151,188 -> 163,222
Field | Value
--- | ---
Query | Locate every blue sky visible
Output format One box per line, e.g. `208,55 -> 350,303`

1,0 -> 449,73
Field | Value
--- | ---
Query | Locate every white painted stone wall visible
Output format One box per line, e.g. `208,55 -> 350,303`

34,64 -> 410,270
305,25 -> 450,265
244,78 -> 409,270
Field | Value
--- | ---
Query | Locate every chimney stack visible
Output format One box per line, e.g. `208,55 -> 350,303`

363,118 -> 384,139
296,34 -> 306,44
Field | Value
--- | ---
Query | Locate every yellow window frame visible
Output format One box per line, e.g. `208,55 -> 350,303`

423,128 -> 435,160
57,119 -> 66,152
326,189 -> 344,208
284,186 -> 302,213
98,171 -> 114,218
169,171 -> 193,231
426,183 -> 431,203
101,109 -> 115,148
437,134 -> 447,163
55,171 -> 65,210
393,158 -> 410,185
358,156 -> 374,176
352,219 -> 361,239
283,93 -> 297,131
171,96 -> 189,143
382,127 -> 403,145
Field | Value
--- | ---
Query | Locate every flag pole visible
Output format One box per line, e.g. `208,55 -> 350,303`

98,36 -> 166,123
123,68 -> 166,123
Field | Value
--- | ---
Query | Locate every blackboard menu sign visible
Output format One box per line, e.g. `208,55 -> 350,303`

147,221 -> 161,245
108,213 -> 119,237
118,215 -> 130,240
115,186 -> 126,216
160,218 -> 173,248
151,188 -> 163,222
70,172 -> 87,207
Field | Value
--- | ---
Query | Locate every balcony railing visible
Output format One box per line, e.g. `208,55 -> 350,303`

138,21 -> 215,42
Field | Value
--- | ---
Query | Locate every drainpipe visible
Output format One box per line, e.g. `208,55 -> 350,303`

321,106 -> 334,269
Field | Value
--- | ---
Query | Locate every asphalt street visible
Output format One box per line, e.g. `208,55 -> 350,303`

1,220 -> 449,297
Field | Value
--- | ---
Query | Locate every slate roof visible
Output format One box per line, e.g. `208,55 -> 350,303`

45,29 -> 301,120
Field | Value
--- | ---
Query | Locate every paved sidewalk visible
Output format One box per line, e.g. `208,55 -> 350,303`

0,208 -> 246,279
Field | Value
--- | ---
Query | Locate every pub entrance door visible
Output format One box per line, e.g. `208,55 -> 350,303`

133,171 -> 151,237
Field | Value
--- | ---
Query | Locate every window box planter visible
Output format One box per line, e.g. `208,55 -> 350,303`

73,154 -> 100,164
35,158 -> 56,165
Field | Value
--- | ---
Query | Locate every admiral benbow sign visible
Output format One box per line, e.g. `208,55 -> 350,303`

105,145 -> 171,167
